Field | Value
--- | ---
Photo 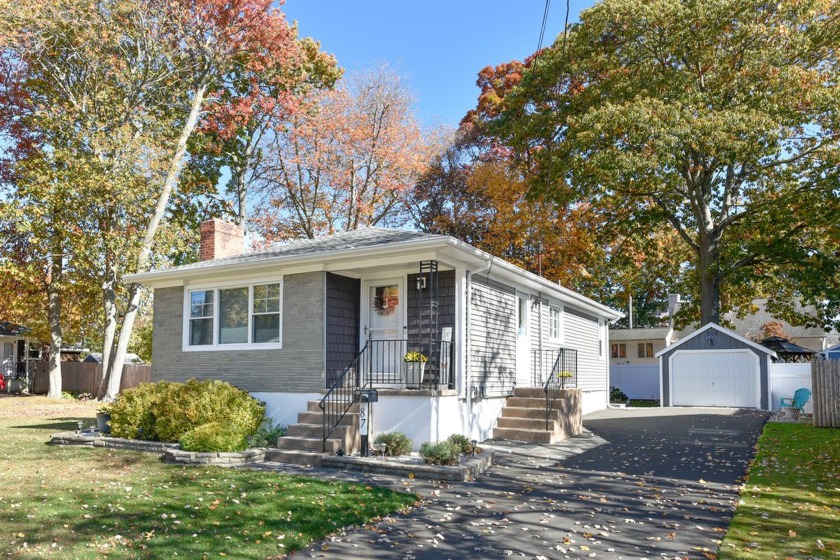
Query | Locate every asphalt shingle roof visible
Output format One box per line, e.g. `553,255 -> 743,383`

163,227 -> 440,274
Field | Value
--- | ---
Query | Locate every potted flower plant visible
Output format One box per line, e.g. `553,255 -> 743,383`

96,406 -> 111,434
403,351 -> 428,388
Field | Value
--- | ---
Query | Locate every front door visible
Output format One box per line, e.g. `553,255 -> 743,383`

362,279 -> 405,384
515,293 -> 532,388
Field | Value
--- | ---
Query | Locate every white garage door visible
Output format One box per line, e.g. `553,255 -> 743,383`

670,350 -> 759,408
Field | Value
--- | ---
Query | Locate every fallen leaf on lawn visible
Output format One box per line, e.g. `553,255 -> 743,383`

817,539 -> 825,550
788,530 -> 796,537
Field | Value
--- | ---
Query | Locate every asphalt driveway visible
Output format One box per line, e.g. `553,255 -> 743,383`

288,407 -> 769,559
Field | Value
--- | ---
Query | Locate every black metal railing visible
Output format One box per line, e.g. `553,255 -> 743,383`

541,348 -> 578,430
320,339 -> 456,451
320,346 -> 365,451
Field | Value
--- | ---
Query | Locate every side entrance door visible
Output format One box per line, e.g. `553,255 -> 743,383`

1,342 -> 14,378
515,293 -> 532,388
362,279 -> 405,384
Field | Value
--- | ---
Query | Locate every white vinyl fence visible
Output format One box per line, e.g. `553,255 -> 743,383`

769,362 -> 812,412
610,364 -> 660,400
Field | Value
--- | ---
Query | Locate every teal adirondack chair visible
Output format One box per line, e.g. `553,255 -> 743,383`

780,388 -> 811,412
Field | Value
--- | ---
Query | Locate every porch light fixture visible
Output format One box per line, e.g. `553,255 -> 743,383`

416,275 -> 426,291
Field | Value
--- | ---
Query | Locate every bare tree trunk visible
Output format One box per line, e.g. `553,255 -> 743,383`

46,256 -> 63,399
102,83 -> 209,401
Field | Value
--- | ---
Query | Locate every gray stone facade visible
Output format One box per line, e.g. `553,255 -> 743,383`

152,271 -> 326,393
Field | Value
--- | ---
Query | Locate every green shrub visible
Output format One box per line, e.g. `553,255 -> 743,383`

610,386 -> 629,402
373,432 -> 413,456
151,379 -> 264,443
178,422 -> 248,452
108,381 -> 177,440
446,433 -> 473,454
107,379 -> 264,444
247,417 -> 288,448
419,441 -> 459,466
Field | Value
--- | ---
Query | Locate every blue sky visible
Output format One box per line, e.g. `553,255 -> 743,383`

282,1 -> 596,128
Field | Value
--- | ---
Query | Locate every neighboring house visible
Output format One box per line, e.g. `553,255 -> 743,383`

0,321 -> 30,379
83,352 -> 145,365
724,298 -> 839,352
129,220 -> 621,445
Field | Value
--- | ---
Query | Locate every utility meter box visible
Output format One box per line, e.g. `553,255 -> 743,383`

356,388 -> 379,403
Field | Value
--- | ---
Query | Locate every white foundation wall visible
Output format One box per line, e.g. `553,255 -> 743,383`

371,395 -> 462,450
464,397 -> 507,442
581,389 -> 608,415
251,392 -> 321,427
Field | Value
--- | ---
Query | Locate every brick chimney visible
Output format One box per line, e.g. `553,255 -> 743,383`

199,219 -> 244,261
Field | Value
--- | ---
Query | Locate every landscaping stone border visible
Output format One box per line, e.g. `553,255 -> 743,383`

50,431 -> 179,453
50,431 -> 266,467
321,451 -> 494,482
51,431 -> 494,478
164,448 -> 266,466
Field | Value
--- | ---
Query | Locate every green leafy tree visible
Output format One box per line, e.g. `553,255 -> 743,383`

477,0 -> 840,327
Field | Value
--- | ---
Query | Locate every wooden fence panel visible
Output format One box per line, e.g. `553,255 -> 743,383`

812,356 -> 840,428
29,362 -> 152,396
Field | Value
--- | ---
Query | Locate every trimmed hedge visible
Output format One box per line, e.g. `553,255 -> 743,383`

107,379 -> 264,449
447,433 -> 473,454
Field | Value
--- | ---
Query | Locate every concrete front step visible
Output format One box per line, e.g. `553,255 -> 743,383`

308,400 -> 361,413
513,387 -> 546,398
496,415 -> 556,431
501,406 -> 566,420
492,426 -> 556,444
505,396 -> 547,408
264,449 -> 325,467
296,411 -> 358,426
277,436 -> 339,454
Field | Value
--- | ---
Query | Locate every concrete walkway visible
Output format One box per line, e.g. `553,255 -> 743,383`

268,407 -> 768,559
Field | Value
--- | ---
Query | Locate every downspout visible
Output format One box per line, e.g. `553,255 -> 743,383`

465,257 -> 494,438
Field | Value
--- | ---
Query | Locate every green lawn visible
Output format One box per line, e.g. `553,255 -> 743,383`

719,422 -> 840,559
0,396 -> 417,559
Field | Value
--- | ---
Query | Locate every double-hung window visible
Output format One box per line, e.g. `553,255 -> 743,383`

186,281 -> 282,349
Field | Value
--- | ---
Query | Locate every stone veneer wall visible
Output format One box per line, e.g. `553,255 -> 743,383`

152,271 -> 326,393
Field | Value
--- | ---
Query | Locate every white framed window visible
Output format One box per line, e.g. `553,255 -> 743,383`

548,306 -> 562,341
638,342 -> 654,358
184,280 -> 282,351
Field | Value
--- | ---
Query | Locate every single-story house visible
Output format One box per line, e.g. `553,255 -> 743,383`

657,322 -> 777,409
821,343 -> 840,359
128,220 -> 621,446
0,321 -> 33,379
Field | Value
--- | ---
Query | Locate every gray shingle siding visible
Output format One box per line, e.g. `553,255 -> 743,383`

151,271 -> 326,392
406,270 -> 456,344
325,273 -> 360,387
470,279 -> 516,397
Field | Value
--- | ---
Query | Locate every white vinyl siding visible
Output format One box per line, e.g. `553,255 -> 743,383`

563,309 -> 604,391
470,280 -> 516,397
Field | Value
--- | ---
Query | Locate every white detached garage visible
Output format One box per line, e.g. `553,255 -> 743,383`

657,323 -> 776,410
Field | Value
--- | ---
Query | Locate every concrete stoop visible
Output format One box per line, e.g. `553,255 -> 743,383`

265,400 -> 360,467
492,387 -> 582,444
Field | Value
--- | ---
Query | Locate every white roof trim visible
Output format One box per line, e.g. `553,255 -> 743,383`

654,322 -> 778,359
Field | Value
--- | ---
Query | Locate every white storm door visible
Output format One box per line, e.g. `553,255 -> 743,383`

362,279 -> 405,382
515,293 -> 532,388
